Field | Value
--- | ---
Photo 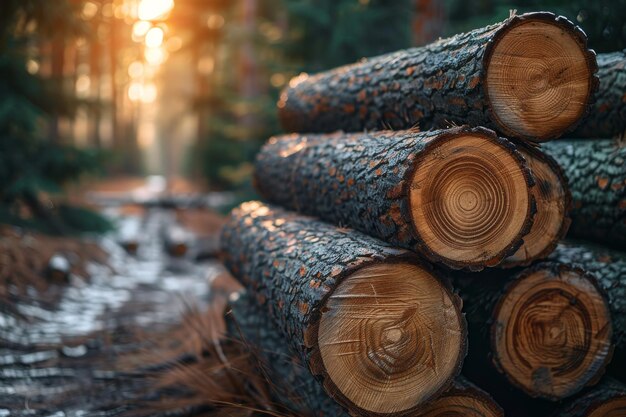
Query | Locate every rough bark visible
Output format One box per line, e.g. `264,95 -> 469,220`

573,51 -> 626,139
220,201 -> 467,416
541,139 -> 626,249
278,12 -> 597,142
502,142 -> 571,267
229,292 -> 501,417
552,378 -> 626,417
254,126 -> 534,270
227,290 -> 349,417
549,242 -> 626,376
453,262 -> 613,401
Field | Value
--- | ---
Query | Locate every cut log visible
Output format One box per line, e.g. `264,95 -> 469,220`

455,262 -> 613,400
553,378 -> 626,417
573,51 -> 626,139
541,139 -> 626,249
278,12 -> 597,142
228,290 -> 349,417
254,126 -> 534,270
221,202 -> 467,416
417,376 -> 503,417
230,292 -> 501,417
548,242 -> 626,375
502,143 -> 571,267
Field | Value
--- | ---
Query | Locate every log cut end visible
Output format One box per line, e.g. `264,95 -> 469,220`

315,262 -> 466,414
586,396 -> 626,417
410,130 -> 532,269
503,145 -> 571,267
492,264 -> 613,400
485,14 -> 596,141
416,380 -> 503,417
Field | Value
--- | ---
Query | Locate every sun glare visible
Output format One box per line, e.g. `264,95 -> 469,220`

138,0 -> 174,21
132,20 -> 152,39
145,27 -> 164,48
128,82 -> 143,101
128,61 -> 144,78
144,47 -> 167,65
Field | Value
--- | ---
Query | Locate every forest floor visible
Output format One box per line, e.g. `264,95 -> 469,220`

0,177 -> 245,416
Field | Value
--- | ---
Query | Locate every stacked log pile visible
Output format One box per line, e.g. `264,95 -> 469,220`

219,11 -> 625,417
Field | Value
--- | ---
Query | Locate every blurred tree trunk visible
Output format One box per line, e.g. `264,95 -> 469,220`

109,13 -> 119,149
239,0 -> 259,130
89,14 -> 102,147
48,35 -> 65,144
412,0 -> 445,45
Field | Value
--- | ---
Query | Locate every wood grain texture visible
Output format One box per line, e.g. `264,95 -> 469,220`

502,143 -> 571,267
573,51 -> 626,139
228,290 -> 349,417
230,292 -> 500,417
454,262 -> 613,401
416,376 -> 504,417
254,126 -> 534,270
548,242 -> 626,376
552,378 -> 626,417
278,12 -> 597,142
542,139 -> 626,249
220,202 -> 467,416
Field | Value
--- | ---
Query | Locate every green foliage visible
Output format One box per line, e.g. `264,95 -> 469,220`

444,0 -> 626,53
282,0 -> 413,72
196,0 -> 414,190
56,204 -> 113,234
0,0 -> 110,235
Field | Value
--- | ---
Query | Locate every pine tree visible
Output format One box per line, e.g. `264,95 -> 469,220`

0,0 -> 110,234
193,0 -> 414,192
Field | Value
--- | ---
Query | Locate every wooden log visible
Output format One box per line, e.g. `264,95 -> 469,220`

548,242 -> 626,375
278,12 -> 597,142
552,378 -> 626,417
254,126 -> 534,270
541,139 -> 626,249
573,51 -> 626,139
230,292 -> 501,417
455,262 -> 613,400
221,202 -> 467,416
417,376 -> 504,417
228,290 -> 349,417
502,143 -> 571,267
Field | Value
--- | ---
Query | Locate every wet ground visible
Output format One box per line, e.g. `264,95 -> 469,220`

0,205 -> 226,416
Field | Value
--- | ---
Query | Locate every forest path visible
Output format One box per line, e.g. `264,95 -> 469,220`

0,181 -> 229,416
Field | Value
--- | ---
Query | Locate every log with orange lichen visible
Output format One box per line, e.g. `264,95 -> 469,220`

254,126 -> 535,270
221,202 -> 467,416
278,12 -> 597,143
542,139 -> 626,248
572,51 -> 626,139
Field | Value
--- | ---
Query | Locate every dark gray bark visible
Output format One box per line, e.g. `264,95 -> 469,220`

549,242 -> 626,377
278,12 -> 596,142
541,139 -> 626,249
573,51 -> 626,139
254,126 -> 533,270
227,291 -> 349,417
220,201 -> 466,415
